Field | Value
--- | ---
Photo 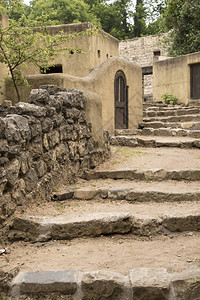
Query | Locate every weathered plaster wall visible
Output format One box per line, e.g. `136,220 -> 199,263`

6,57 -> 143,134
119,34 -> 168,97
0,86 -> 110,241
20,23 -> 119,78
153,52 -> 200,104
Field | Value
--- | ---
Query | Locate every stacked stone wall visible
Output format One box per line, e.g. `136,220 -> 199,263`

119,33 -> 168,97
0,85 -> 110,241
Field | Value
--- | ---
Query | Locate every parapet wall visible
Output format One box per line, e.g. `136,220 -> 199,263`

0,85 -> 110,241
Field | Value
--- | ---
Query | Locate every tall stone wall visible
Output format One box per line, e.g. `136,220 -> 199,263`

119,33 -> 168,98
0,85 -> 110,241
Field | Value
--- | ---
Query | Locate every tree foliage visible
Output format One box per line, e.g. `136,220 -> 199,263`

28,0 -> 100,26
134,0 -> 147,37
163,0 -> 200,56
0,11 -> 91,101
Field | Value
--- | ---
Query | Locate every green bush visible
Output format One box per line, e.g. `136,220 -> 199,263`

161,93 -> 178,105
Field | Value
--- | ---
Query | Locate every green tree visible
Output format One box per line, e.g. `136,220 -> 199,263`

0,0 -> 29,21
0,13 -> 90,101
134,0 -> 147,37
28,0 -> 100,26
164,0 -> 200,56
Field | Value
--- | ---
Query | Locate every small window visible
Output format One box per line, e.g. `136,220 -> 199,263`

106,54 -> 109,58
41,65 -> 63,74
153,50 -> 161,57
98,50 -> 101,58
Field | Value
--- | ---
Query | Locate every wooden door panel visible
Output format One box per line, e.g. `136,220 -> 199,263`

191,64 -> 200,99
115,71 -> 128,129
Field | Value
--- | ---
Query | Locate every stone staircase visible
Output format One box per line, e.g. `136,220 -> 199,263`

2,101 -> 200,299
112,101 -> 200,148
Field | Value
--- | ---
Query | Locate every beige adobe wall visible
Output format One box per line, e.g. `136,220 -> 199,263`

153,52 -> 200,104
20,23 -> 119,77
119,33 -> 168,97
5,57 -> 143,136
0,14 -> 9,103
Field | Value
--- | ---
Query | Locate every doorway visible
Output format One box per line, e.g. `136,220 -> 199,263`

114,70 -> 128,129
191,63 -> 200,99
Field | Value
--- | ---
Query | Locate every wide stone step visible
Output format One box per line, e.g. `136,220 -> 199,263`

143,102 -> 168,109
10,201 -> 200,242
51,179 -> 200,203
81,168 -> 200,181
111,135 -> 200,148
10,268 -> 200,300
139,121 -> 200,129
144,105 -> 198,111
138,128 -> 200,138
144,107 -> 200,118
143,114 -> 200,123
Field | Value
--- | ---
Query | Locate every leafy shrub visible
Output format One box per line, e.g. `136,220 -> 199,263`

161,93 -> 178,105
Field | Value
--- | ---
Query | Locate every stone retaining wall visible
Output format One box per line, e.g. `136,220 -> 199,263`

0,85 -> 110,241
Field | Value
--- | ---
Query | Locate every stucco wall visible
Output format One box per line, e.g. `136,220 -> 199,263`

5,57 -> 143,135
153,52 -> 200,104
20,23 -> 119,78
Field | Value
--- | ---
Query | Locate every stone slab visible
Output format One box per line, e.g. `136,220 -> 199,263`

12,270 -> 77,295
11,213 -> 133,242
111,135 -> 199,148
81,270 -> 132,300
130,268 -> 171,300
82,168 -> 200,181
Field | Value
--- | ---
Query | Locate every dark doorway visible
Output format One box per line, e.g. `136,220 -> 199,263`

40,64 -> 63,74
191,63 -> 200,99
114,70 -> 128,129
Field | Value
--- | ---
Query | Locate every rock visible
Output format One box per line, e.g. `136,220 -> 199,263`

51,190 -> 74,201
29,89 -> 51,106
47,130 -> 60,148
24,168 -> 38,193
81,270 -> 132,300
0,139 -> 9,153
12,270 -> 77,296
6,158 -> 21,186
130,268 -> 171,300
74,189 -> 98,200
170,269 -> 200,300
4,114 -> 31,142
15,102 -> 47,118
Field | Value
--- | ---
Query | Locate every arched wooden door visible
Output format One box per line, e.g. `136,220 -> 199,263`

114,70 -> 128,129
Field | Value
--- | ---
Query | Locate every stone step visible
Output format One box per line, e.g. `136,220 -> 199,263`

144,107 -> 200,118
144,105 -> 191,112
9,268 -> 200,300
10,200 -> 200,242
188,100 -> 200,107
143,114 -> 200,123
111,135 -> 200,148
138,128 -> 200,138
139,121 -> 200,129
52,179 -> 200,202
143,102 -> 168,109
81,168 -> 200,181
